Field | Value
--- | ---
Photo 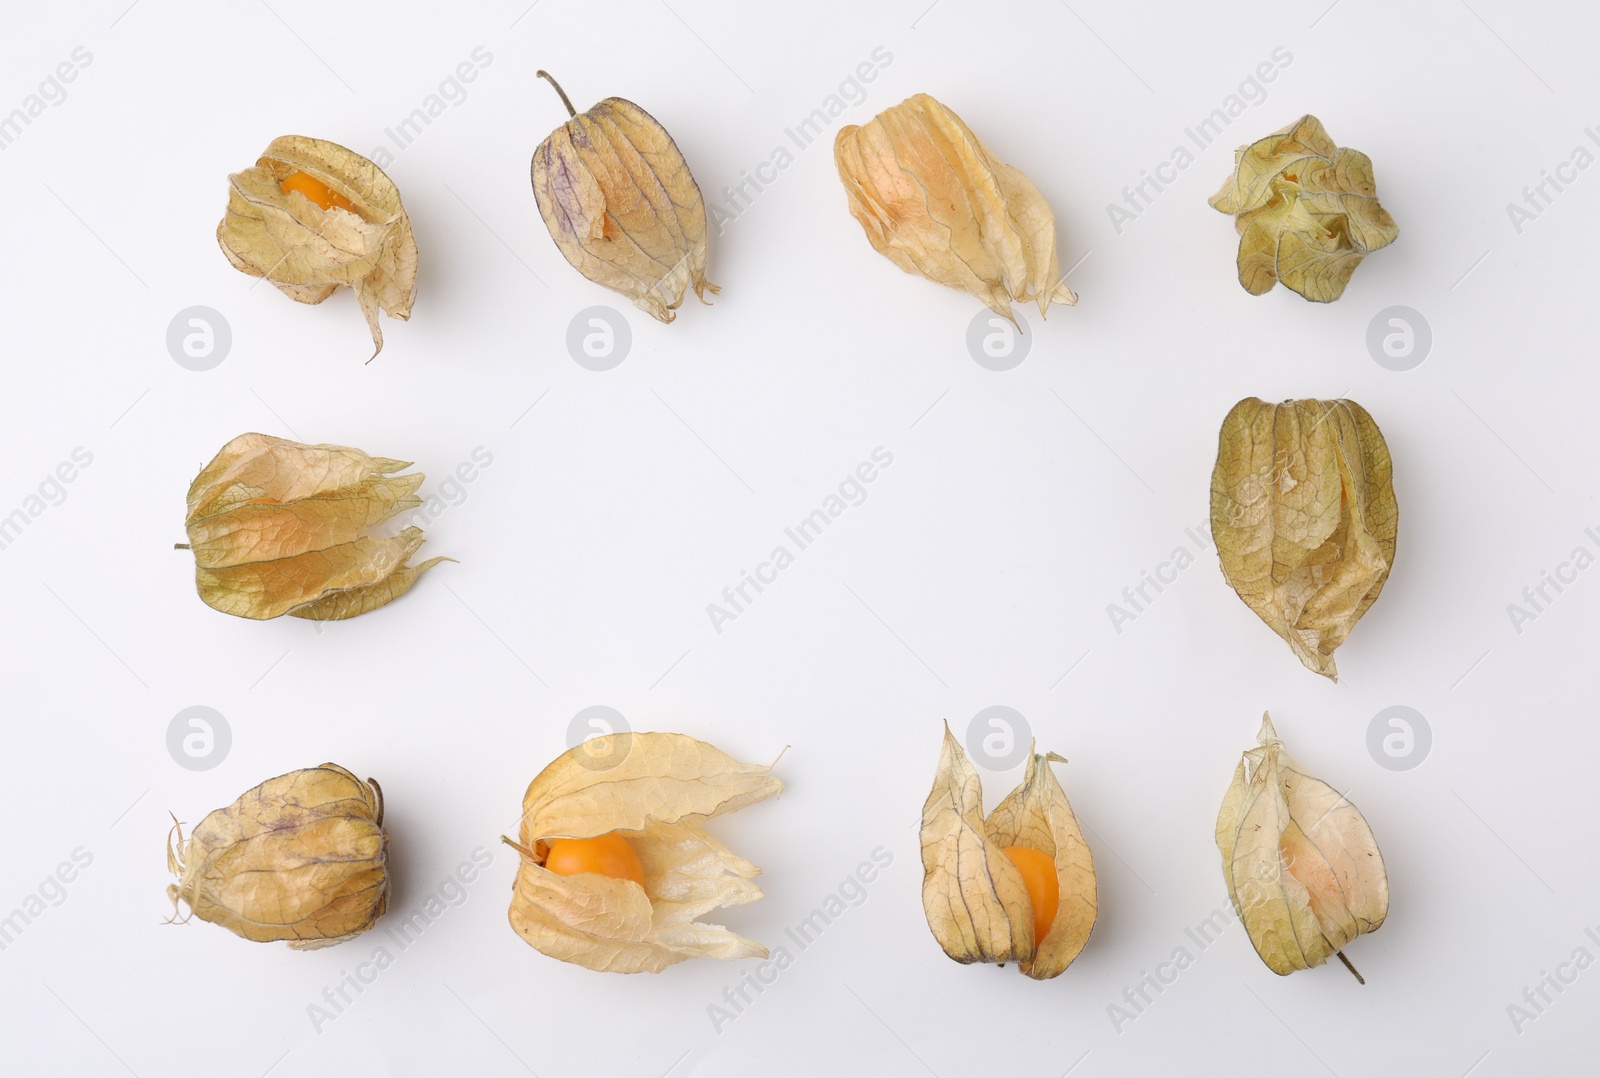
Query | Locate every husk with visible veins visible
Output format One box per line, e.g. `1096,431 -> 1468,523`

835,93 -> 1077,323
985,747 -> 1098,978
1210,398 -> 1397,679
167,763 -> 388,949
920,724 -> 1096,978
507,732 -> 782,974
182,433 -> 449,621
531,73 -> 716,323
218,135 -> 418,357
1216,715 -> 1388,976
1209,115 -> 1397,302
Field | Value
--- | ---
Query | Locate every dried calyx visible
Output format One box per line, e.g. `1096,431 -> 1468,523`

167,763 -> 389,949
1209,115 -> 1397,302
835,93 -> 1077,323
505,732 -> 782,973
1210,397 -> 1397,679
218,135 -> 417,358
531,72 -> 716,322
1217,714 -> 1388,979
178,433 -> 451,621
920,724 -> 1096,979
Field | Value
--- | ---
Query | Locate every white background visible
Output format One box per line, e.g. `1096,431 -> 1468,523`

2,1 -> 1596,1075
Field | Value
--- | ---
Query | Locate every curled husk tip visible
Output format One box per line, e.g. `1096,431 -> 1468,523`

1209,115 -> 1397,302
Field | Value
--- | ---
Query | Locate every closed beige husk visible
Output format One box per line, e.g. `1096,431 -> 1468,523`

1210,397 -> 1397,679
179,433 -> 450,620
531,72 -> 716,322
835,93 -> 1077,323
167,763 -> 388,949
1217,715 -> 1388,979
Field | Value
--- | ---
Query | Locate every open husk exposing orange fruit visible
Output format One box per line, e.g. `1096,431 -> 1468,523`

218,135 -> 418,357
505,732 -> 782,973
920,724 -> 1096,979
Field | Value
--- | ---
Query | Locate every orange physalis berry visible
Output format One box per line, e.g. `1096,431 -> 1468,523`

543,832 -> 645,887
1001,846 -> 1059,947
280,170 -> 356,214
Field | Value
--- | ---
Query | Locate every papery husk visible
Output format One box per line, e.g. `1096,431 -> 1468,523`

834,93 -> 1077,323
1216,715 -> 1388,977
182,433 -> 449,620
167,763 -> 388,949
1208,115 -> 1397,302
218,135 -> 418,357
1210,397 -> 1397,679
507,732 -> 782,974
920,724 -> 1096,978
531,72 -> 716,323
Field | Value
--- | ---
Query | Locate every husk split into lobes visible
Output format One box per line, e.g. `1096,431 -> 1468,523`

531,73 -> 716,323
1216,716 -> 1388,977
1210,398 -> 1397,679
167,764 -> 388,949
218,135 -> 418,356
834,93 -> 1077,322
920,725 -> 1096,979
1209,115 -> 1397,302
182,433 -> 449,620
508,733 -> 782,973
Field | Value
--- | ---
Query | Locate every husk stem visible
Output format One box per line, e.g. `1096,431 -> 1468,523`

536,71 -> 577,118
